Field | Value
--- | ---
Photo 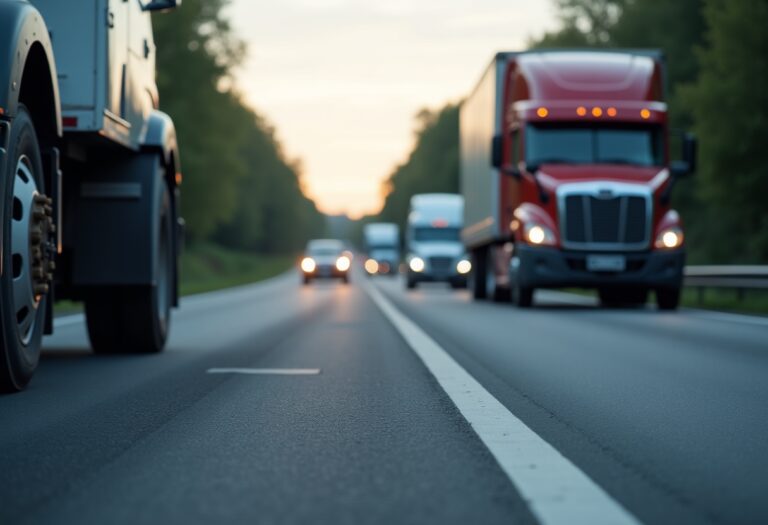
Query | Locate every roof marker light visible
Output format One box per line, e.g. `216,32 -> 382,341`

640,108 -> 651,119
592,107 -> 603,117
607,107 -> 617,117
576,106 -> 587,117
536,107 -> 549,118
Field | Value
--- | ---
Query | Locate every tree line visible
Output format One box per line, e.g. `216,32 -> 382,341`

152,0 -> 325,254
374,0 -> 767,264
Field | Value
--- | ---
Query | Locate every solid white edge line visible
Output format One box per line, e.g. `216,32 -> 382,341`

363,282 -> 640,525
207,368 -> 321,375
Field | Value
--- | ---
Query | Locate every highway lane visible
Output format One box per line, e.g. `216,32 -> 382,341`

376,278 -> 768,525
0,270 -> 766,524
0,274 -> 534,525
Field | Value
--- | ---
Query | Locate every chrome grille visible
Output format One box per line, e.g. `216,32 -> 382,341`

559,185 -> 651,251
429,256 -> 453,273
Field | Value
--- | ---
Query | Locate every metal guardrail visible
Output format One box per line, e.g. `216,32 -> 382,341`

684,266 -> 768,301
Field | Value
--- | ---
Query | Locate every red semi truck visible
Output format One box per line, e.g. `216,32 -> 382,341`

461,50 -> 696,309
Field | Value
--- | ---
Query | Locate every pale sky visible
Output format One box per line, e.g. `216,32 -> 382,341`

228,1 -> 557,218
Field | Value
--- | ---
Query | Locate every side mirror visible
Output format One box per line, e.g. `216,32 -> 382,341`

670,133 -> 697,177
142,0 -> 181,12
491,135 -> 503,168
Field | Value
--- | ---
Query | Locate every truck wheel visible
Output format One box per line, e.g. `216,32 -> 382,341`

406,277 -> 417,290
85,182 -> 173,354
513,285 -> 534,308
0,107 -> 54,392
656,287 -> 681,311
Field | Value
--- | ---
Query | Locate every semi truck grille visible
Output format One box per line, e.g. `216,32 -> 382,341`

561,192 -> 650,250
429,257 -> 453,273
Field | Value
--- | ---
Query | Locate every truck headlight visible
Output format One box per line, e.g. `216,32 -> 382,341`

524,224 -> 556,246
301,257 -> 316,273
364,259 -> 379,274
456,259 -> 472,274
409,257 -> 425,273
336,255 -> 351,271
655,227 -> 684,249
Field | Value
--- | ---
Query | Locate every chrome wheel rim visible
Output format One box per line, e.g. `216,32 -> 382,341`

10,155 -> 40,345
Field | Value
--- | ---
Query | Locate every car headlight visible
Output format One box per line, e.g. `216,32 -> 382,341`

456,259 -> 472,274
655,227 -> 684,249
409,257 -> 425,273
524,223 -> 556,246
364,259 -> 379,274
336,255 -> 351,271
301,257 -> 316,273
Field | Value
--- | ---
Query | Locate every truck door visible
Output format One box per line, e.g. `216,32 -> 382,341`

125,0 -> 157,146
107,0 -> 129,122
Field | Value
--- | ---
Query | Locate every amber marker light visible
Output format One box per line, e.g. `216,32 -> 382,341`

607,107 -> 617,117
592,107 -> 603,117
536,107 -> 549,118
576,106 -> 587,117
640,108 -> 651,119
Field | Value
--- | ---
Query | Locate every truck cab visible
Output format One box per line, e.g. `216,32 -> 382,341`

461,51 -> 695,309
405,194 -> 471,290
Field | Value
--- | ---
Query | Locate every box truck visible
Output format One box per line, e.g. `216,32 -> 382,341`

363,222 -> 400,275
405,194 -> 471,289
0,0 -> 183,391
461,50 -> 695,308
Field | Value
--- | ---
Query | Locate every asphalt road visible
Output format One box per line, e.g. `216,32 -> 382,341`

1,271 -> 766,524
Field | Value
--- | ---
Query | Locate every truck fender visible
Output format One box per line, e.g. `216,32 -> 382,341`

0,2 -> 61,132
142,110 -> 180,183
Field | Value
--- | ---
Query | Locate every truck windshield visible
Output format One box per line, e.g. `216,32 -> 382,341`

526,124 -> 663,167
413,227 -> 460,242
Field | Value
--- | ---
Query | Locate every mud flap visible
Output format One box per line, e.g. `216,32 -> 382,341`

71,153 -> 163,287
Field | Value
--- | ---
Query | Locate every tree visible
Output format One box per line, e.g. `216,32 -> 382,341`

682,0 -> 768,262
378,105 -> 460,232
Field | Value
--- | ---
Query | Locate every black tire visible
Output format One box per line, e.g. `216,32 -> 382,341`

0,106 -> 48,392
85,178 -> 173,354
513,285 -> 534,308
342,274 -> 350,285
656,287 -> 681,311
302,275 -> 311,285
406,277 -> 417,290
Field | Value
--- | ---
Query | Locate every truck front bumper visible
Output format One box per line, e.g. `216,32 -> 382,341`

512,245 -> 685,289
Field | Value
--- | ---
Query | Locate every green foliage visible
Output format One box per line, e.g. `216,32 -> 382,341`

152,0 -> 322,250
682,0 -> 768,262
377,105 -> 460,232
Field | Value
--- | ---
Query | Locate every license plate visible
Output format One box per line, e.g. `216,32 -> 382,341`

586,254 -> 626,272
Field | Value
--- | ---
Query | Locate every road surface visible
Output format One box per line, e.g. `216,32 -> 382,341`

1,271 -> 766,524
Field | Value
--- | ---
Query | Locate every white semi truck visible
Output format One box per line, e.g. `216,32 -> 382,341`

405,194 -> 471,290
0,0 -> 183,391
363,222 -> 400,276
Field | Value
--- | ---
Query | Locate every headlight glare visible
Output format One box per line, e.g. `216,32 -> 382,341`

655,227 -> 684,249
364,259 -> 379,274
336,256 -> 351,271
524,223 -> 556,246
456,259 -> 472,274
301,257 -> 316,273
409,257 -> 425,273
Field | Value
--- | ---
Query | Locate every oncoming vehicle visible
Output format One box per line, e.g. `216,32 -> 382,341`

300,239 -> 351,285
405,194 -> 471,290
363,223 -> 400,276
